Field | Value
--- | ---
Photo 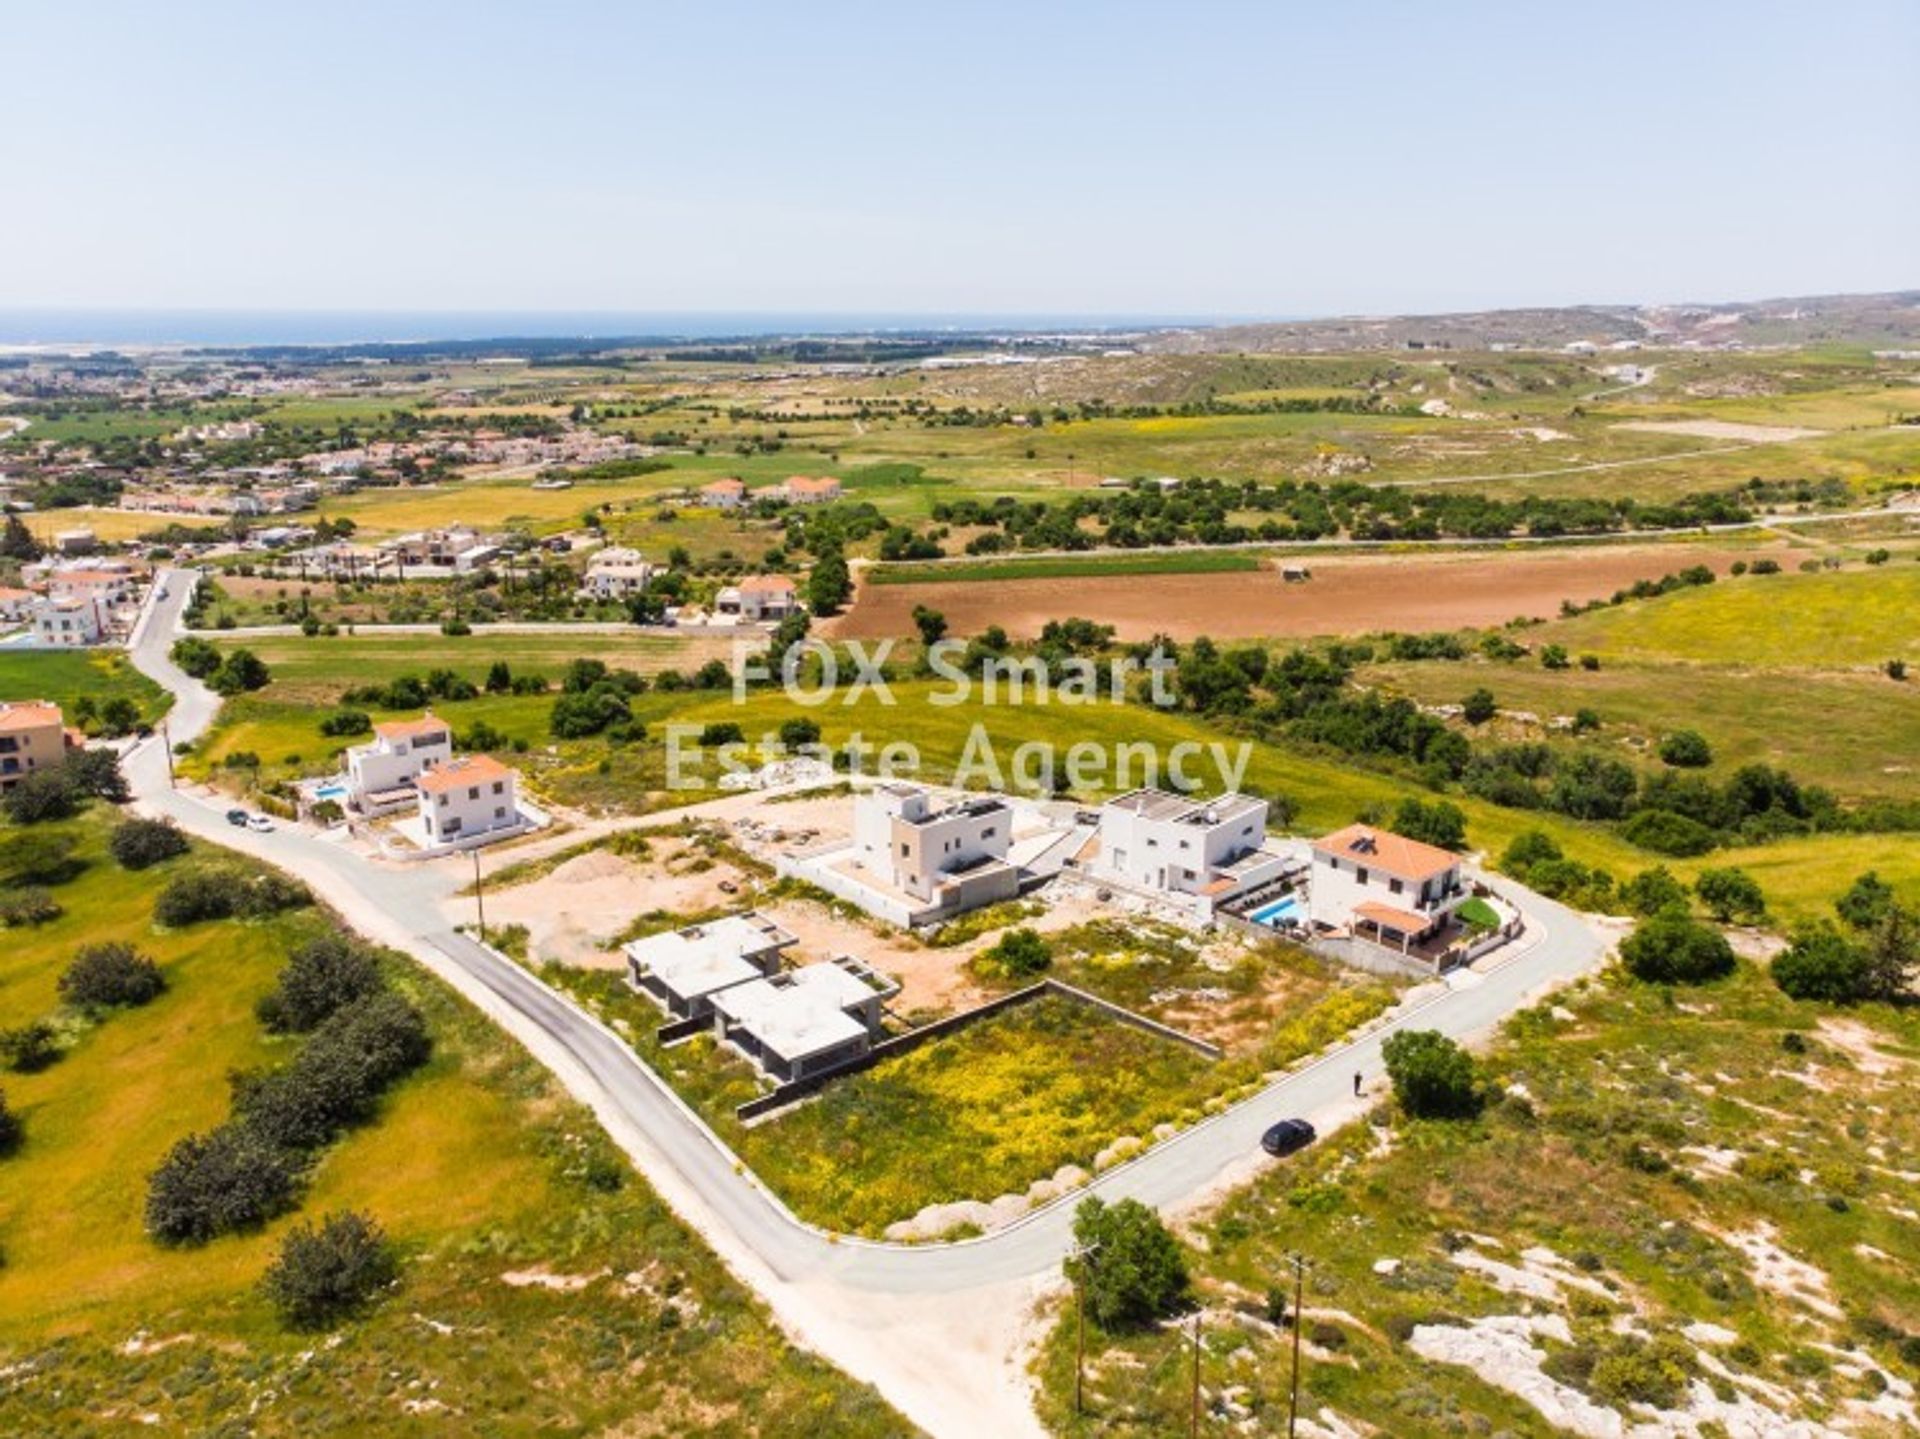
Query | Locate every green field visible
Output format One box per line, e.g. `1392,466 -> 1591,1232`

1036,946 -> 1920,1437
0,812 -> 908,1434
0,649 -> 171,726
1542,565 -> 1920,667
869,550 -> 1263,585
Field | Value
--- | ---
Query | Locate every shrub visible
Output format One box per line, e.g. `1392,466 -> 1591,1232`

979,927 -> 1052,981
257,936 -> 386,1033
0,831 -> 81,886
1068,1196 -> 1190,1329
236,992 -> 429,1152
699,721 -> 745,747
778,717 -> 822,749
1772,923 -> 1874,1004
1658,730 -> 1713,768
1620,808 -> 1717,857
109,817 -> 190,871
0,1022 -> 60,1074
1621,867 -> 1687,918
209,648 -> 272,695
1,769 -> 79,825
318,710 -> 372,738
1619,914 -> 1736,985
1540,644 -> 1571,670
154,869 -> 311,927
1382,1029 -> 1483,1119
170,636 -> 223,678
261,1210 -> 400,1329
1461,688 -> 1497,725
1694,867 -> 1765,924
0,1086 -> 20,1156
145,1124 -> 298,1245
1391,797 -> 1467,851
0,887 -> 62,927
59,942 -> 166,1009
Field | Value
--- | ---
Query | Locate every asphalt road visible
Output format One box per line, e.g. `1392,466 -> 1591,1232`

123,567 -> 1612,1432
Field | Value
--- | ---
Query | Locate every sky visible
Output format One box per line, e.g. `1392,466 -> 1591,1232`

1,0 -> 1916,321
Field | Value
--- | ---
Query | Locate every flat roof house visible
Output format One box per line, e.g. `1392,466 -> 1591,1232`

1308,823 -> 1466,952
709,955 -> 897,1083
624,912 -> 798,1020
854,782 -> 1020,912
32,594 -> 106,647
0,700 -> 71,791
1091,788 -> 1282,920
346,713 -> 453,814
416,754 -> 520,847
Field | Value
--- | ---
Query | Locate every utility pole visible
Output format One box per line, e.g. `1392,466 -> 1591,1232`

471,847 -> 487,945
160,720 -> 175,789
1286,1253 -> 1309,1439
1189,1312 -> 1202,1437
1066,1240 -> 1100,1416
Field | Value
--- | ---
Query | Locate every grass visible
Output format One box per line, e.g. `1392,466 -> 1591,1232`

0,650 -> 171,727
0,810 -> 911,1435
1034,946 -> 1920,1437
1541,563 -> 1920,668
869,551 -> 1263,585
22,506 -> 225,543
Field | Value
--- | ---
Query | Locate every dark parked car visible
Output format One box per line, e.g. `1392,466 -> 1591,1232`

225,808 -> 250,827
1260,1118 -> 1316,1157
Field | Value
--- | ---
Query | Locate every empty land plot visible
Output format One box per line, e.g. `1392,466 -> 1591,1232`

827,542 -> 1781,642
1613,419 -> 1821,442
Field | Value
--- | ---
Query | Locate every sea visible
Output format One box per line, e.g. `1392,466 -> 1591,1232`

0,309 -> 1237,349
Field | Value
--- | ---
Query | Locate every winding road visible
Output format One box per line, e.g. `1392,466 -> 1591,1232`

122,568 -> 1611,1438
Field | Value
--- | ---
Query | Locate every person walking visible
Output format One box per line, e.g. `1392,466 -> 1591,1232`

1352,1071 -> 1363,1097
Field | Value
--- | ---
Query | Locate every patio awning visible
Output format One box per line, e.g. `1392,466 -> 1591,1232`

1354,900 -> 1434,936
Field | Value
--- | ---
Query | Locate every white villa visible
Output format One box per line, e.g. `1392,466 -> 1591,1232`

709,956 -> 897,1083
1307,823 -> 1467,952
345,714 -> 453,814
581,545 -> 655,600
32,594 -> 106,647
625,912 -> 799,1019
415,753 -> 521,846
1086,788 -> 1284,921
855,782 -> 1019,909
715,574 -> 801,622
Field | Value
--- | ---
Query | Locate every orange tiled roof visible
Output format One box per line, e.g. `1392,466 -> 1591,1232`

1313,823 -> 1458,883
417,754 -> 513,794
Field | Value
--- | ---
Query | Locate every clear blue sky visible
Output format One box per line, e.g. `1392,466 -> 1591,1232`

2,0 -> 1915,318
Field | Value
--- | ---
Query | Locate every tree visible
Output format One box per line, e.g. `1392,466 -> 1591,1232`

257,935 -> 385,1034
981,927 -> 1051,980
1658,730 -> 1714,768
1461,688 -> 1497,725
0,1086 -> 21,1156
699,721 -> 744,747
1382,1029 -> 1482,1118
110,817 -> 190,871
1693,867 -> 1765,924
59,942 -> 166,1009
1857,905 -> 1918,1004
1,769 -> 78,825
1772,924 -> 1874,1004
170,635 -> 223,679
912,604 -> 948,647
145,1124 -> 298,1244
0,830 -> 81,885
1620,808 -> 1717,858
1067,1196 -> 1189,1330
805,548 -> 852,615
1621,867 -> 1688,918
1540,644 -> 1571,670
65,748 -> 130,803
484,661 -> 513,693
0,513 -> 43,561
261,1210 -> 400,1329
1391,797 -> 1467,851
1836,872 -> 1897,932
211,648 -> 272,695
1619,914 -> 1736,985
97,696 -> 142,736
777,717 -> 821,750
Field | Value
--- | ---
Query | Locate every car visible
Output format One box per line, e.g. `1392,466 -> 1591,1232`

247,814 -> 276,833
1260,1118 -> 1316,1158
225,808 -> 250,827
156,586 -> 169,601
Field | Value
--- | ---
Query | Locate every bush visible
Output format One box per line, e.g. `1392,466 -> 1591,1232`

1620,808 -> 1718,857
145,1124 -> 298,1245
171,636 -> 223,678
1,769 -> 79,825
261,1210 -> 400,1329
109,817 -> 190,871
154,869 -> 311,927
1772,923 -> 1875,1004
1382,1029 -> 1483,1119
59,942 -> 166,1009
0,1086 -> 20,1156
778,717 -> 822,749
979,927 -> 1052,981
318,709 -> 372,738
209,648 -> 272,695
0,887 -> 62,927
257,935 -> 385,1033
1068,1196 -> 1190,1329
699,721 -> 745,747
1391,797 -> 1467,851
1619,914 -> 1736,985
1621,867 -> 1687,918
1694,867 -> 1765,924
1658,730 -> 1714,768
0,831 -> 81,886
0,1022 -> 60,1074
1461,688 -> 1496,725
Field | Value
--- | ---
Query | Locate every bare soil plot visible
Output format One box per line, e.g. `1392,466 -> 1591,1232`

826,542 -> 1781,642
1614,419 -> 1821,442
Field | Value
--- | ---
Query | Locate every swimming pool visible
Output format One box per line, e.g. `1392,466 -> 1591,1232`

311,782 -> 347,802
1249,894 -> 1304,927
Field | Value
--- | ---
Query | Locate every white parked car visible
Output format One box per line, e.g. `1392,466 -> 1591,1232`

247,814 -> 275,833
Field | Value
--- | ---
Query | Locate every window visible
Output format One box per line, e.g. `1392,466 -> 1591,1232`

491,781 -> 504,795
494,806 -> 506,819
1356,866 -> 1369,886
1389,878 -> 1403,895
467,786 -> 479,800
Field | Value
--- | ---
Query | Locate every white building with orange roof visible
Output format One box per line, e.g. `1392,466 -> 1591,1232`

345,712 -> 453,813
698,476 -> 747,509
0,585 -> 36,625
0,700 -> 72,792
781,475 -> 842,505
415,754 -> 521,847
715,573 -> 800,621
1307,823 -> 1467,950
